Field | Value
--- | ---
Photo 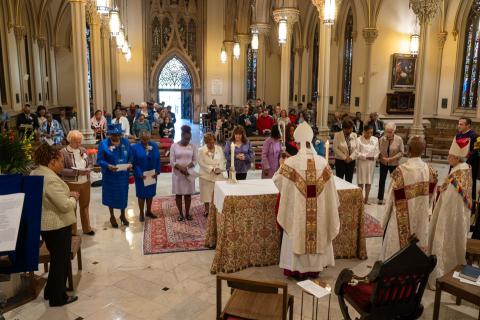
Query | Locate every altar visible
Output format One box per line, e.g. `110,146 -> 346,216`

206,177 -> 367,274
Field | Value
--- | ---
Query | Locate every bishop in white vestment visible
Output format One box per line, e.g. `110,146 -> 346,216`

274,122 -> 340,278
428,137 -> 472,288
380,137 -> 438,261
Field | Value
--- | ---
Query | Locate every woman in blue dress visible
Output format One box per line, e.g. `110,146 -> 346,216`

132,130 -> 160,222
97,123 -> 132,228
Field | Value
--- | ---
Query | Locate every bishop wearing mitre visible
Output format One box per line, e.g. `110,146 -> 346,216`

428,137 -> 472,288
380,136 -> 438,260
273,122 -> 340,279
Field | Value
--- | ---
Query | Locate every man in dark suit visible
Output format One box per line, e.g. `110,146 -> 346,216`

367,112 -> 384,138
16,104 -> 38,137
238,106 -> 257,136
353,112 -> 364,135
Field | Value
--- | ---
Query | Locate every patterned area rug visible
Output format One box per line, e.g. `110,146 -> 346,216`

364,213 -> 384,238
143,194 -> 211,254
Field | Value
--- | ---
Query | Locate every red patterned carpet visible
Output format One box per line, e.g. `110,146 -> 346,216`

143,194 -> 211,254
364,213 -> 383,238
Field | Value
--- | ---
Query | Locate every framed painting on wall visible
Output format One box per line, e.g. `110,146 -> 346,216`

391,54 -> 417,90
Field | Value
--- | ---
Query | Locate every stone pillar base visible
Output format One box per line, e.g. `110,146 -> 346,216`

409,125 -> 425,139
317,126 -> 330,141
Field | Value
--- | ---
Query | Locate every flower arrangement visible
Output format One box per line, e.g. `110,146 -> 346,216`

0,130 -> 34,174
474,137 -> 480,151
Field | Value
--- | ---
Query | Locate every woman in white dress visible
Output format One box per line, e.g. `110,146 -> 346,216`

198,133 -> 226,216
356,126 -> 379,204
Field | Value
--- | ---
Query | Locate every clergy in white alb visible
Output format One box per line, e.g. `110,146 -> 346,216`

273,122 -> 340,278
380,136 -> 438,261
428,137 -> 472,288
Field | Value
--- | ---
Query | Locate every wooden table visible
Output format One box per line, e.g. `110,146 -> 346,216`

433,265 -> 480,320
206,178 -> 367,274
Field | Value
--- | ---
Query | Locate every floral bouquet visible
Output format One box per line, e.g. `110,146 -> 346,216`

0,130 -> 34,174
474,137 -> 480,151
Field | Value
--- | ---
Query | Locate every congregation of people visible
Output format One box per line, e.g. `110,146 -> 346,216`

13,92 -> 479,307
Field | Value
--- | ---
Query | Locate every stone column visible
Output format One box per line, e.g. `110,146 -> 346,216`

49,46 -> 59,106
273,8 -> 299,111
14,26 -> 27,104
362,28 -> 378,119
70,0 -> 94,142
102,23 -> 113,111
32,38 -> 44,105
224,41 -> 235,105
89,11 -> 105,110
434,32 -> 447,116
252,23 -> 270,101
296,47 -> 303,104
36,37 -> 47,105
409,0 -> 440,137
238,33 -> 251,104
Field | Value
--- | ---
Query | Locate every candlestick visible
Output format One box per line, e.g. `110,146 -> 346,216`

228,142 -> 238,184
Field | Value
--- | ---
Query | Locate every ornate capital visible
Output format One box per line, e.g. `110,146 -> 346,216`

251,23 -> 271,36
362,28 -> 378,45
13,26 -> 25,41
311,0 -> 324,16
223,40 -> 235,52
409,0 -> 440,24
237,33 -> 251,45
37,36 -> 46,49
437,31 -> 447,48
272,8 -> 300,25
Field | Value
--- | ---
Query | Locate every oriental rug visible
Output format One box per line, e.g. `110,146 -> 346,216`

364,213 -> 383,238
143,194 -> 211,254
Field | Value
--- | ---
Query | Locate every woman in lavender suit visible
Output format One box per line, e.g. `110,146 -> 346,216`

224,126 -> 254,180
261,125 -> 282,179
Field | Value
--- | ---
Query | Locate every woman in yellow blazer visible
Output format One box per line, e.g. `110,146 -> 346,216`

30,144 -> 79,307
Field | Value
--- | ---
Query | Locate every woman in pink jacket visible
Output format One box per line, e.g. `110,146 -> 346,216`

261,125 -> 282,179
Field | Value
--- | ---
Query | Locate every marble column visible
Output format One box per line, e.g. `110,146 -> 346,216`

7,27 -> 22,110
32,38 -> 44,105
102,23 -> 113,111
409,0 -> 440,137
296,47 -> 303,104
362,28 -> 378,119
36,37 -> 47,105
434,32 -> 447,116
14,26 -> 27,104
252,23 -> 270,101
70,0 -> 94,142
49,47 -> 58,106
89,11 -> 105,110
273,8 -> 299,111
224,41 -> 235,105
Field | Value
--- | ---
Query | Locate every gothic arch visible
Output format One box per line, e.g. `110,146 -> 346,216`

335,0 -> 358,43
336,5 -> 355,107
149,47 -> 200,101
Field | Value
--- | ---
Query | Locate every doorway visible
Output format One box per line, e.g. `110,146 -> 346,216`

157,57 -> 193,121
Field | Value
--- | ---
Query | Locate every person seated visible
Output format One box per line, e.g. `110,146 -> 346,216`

288,109 -> 298,124
166,105 -> 176,124
238,106 -> 257,136
40,112 -> 64,145
367,112 -> 384,138
257,109 -> 275,135
132,114 -> 152,138
296,112 -> 307,125
159,116 -> 175,139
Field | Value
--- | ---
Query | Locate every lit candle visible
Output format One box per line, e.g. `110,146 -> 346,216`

325,140 -> 329,160
230,142 -> 235,171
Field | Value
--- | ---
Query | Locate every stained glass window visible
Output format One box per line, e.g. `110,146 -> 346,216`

311,22 -> 319,101
158,57 -> 192,90
459,1 -> 480,109
342,9 -> 354,105
86,24 -> 93,102
289,37 -> 295,102
246,44 -> 257,100
188,19 -> 196,61
24,35 -> 32,102
0,33 -> 7,105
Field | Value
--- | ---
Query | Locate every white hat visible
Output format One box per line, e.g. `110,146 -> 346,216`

293,122 -> 314,154
449,137 -> 470,158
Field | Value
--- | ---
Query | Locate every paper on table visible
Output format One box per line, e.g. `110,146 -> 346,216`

297,280 -> 332,298
143,169 -> 156,187
453,271 -> 480,287
115,163 -> 131,171
0,193 -> 25,252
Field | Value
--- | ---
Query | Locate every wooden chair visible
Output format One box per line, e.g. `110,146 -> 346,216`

216,274 -> 294,320
38,235 -> 82,291
466,238 -> 480,266
335,237 -> 436,320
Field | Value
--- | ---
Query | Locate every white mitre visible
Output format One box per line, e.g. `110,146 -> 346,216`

449,137 -> 470,158
293,122 -> 314,155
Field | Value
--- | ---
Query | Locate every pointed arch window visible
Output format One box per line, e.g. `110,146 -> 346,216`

459,1 -> 480,109
0,31 -> 7,105
311,22 -> 319,101
86,24 -> 93,102
158,57 -> 192,90
342,8 -> 354,105
246,44 -> 257,100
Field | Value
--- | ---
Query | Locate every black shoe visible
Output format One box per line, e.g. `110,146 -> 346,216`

186,214 -> 193,221
139,214 -> 145,222
110,217 -> 118,228
146,212 -> 157,219
177,215 -> 185,221
50,295 -> 78,307
85,230 -> 95,236
120,215 -> 129,226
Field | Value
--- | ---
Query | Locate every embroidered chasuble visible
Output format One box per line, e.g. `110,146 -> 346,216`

274,152 -> 340,273
380,157 -> 438,261
428,163 -> 472,288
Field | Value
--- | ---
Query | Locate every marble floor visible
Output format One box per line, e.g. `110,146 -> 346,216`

3,127 -> 480,319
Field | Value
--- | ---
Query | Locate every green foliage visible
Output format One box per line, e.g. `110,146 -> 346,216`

0,131 -> 34,174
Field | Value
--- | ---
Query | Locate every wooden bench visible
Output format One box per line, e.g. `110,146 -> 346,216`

38,235 -> 82,291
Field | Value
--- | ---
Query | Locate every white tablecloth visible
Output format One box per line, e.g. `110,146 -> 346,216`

213,179 -> 278,212
213,177 -> 358,212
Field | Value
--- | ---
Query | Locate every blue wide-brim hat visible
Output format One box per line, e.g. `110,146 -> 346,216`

107,123 -> 124,135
